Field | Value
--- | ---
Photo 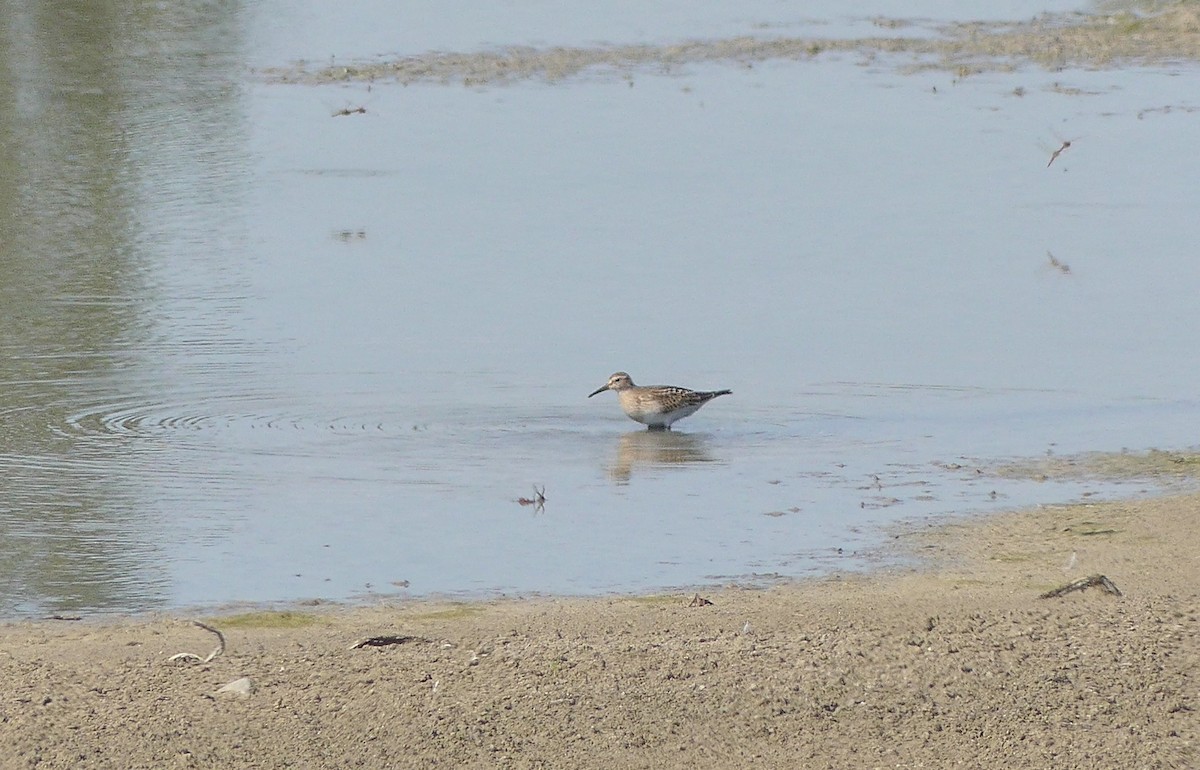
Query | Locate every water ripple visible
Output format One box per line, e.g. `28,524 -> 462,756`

53,392 -> 397,439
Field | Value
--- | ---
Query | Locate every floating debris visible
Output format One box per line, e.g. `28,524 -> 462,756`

517,485 -> 546,512
1046,138 -> 1073,167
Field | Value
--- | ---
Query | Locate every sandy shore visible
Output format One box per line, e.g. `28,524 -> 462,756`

1,492 -> 1195,769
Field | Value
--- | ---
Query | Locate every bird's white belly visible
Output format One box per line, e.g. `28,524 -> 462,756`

626,403 -> 700,427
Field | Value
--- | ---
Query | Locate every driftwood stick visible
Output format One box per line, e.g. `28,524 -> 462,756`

167,620 -> 227,664
1039,574 -> 1122,600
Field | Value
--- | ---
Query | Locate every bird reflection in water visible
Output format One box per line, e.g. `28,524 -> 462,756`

606,430 -> 718,483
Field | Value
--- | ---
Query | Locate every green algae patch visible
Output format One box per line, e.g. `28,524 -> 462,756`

627,594 -> 688,606
213,611 -> 324,629
405,604 -> 486,622
1061,520 -> 1123,536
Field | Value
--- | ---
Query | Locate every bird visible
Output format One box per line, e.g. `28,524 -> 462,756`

588,372 -> 731,430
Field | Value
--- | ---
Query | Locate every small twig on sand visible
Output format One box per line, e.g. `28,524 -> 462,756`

167,621 -> 227,664
1039,574 -> 1122,600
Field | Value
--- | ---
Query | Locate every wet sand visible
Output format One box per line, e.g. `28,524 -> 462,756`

2,491 -> 1195,768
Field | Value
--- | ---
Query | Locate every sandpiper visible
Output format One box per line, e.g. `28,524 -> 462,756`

588,372 -> 731,430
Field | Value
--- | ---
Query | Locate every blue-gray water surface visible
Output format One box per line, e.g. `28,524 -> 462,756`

2,1 -> 1198,616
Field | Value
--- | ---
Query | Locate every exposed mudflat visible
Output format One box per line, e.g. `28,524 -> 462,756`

262,5 -> 1200,86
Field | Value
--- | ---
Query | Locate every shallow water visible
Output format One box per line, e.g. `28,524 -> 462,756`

1,1 -> 1198,616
